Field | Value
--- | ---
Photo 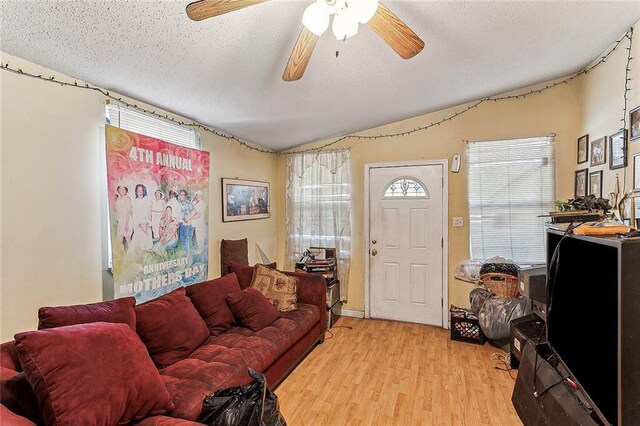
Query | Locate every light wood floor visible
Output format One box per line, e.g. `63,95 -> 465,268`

276,317 -> 522,425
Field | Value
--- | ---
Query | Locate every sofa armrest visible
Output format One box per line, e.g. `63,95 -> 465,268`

282,271 -> 327,332
0,404 -> 36,425
1,341 -> 21,372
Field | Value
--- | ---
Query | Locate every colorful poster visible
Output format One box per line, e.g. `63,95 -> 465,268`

106,125 -> 210,303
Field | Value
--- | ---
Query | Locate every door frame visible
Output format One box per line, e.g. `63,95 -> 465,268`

364,160 -> 449,328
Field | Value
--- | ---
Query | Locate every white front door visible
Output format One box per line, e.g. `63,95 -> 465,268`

368,164 -> 444,326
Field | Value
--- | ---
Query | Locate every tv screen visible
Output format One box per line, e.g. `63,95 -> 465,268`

547,233 -> 618,425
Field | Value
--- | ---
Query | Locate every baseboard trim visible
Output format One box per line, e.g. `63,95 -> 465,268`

337,308 -> 365,318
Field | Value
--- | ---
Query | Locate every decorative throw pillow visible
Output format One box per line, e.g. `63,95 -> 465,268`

14,322 -> 174,425
226,288 -> 281,332
135,287 -> 209,367
37,297 -> 136,331
220,238 -> 249,275
250,264 -> 298,312
230,262 -> 277,289
185,273 -> 241,336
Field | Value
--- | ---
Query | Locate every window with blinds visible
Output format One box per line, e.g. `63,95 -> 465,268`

467,136 -> 555,264
106,103 -> 201,149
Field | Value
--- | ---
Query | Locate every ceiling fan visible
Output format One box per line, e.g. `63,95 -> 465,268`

186,0 -> 425,81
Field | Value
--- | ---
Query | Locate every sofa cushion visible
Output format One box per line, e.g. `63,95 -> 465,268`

185,273 -> 241,336
250,264 -> 298,312
2,372 -> 42,425
158,303 -> 320,421
199,303 -> 321,372
37,297 -> 136,331
226,288 -> 280,332
135,287 -> 210,367
230,262 -> 277,289
14,322 -> 174,425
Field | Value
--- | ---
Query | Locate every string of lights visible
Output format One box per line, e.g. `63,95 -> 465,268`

0,27 -> 632,156
0,63 -> 276,154
286,27 -> 634,154
621,27 -> 634,193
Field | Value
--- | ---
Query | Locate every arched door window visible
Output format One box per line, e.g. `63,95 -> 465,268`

383,177 -> 429,198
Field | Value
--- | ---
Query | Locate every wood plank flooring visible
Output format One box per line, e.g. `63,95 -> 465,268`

276,317 -> 522,425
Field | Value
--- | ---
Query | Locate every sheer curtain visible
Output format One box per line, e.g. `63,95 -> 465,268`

285,149 -> 351,301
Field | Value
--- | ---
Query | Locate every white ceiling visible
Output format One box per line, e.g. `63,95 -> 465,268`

1,1 -> 639,151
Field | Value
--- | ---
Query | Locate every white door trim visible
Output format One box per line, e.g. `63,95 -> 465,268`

364,160 -> 449,329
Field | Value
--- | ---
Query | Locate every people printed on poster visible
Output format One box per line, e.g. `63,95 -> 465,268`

115,185 -> 204,257
106,125 -> 210,304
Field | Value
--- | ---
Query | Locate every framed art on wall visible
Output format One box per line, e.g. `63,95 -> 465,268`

575,168 -> 588,198
630,106 -> 640,141
222,178 -> 270,222
577,134 -> 588,164
590,136 -> 606,167
609,130 -> 627,170
589,170 -> 603,198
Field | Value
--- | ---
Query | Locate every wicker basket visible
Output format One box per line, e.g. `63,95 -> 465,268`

480,272 -> 519,298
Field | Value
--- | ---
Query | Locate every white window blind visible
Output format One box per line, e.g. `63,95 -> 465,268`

106,103 -> 200,149
467,136 -> 555,264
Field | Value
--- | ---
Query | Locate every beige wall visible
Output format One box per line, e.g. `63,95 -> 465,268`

578,22 -> 639,205
278,80 -> 581,313
0,53 -> 279,341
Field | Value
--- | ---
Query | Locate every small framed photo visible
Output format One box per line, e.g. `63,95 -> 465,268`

630,106 -> 640,141
577,134 -> 588,164
609,130 -> 627,170
222,178 -> 270,222
590,136 -> 606,167
634,154 -> 640,192
589,170 -> 603,198
575,168 -> 588,198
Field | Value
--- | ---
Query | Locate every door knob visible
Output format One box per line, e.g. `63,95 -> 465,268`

372,240 -> 377,244
371,249 -> 378,256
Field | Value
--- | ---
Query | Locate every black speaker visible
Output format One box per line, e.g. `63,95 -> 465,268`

512,342 -> 602,426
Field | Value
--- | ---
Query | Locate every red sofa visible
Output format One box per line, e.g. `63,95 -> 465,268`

0,265 -> 326,425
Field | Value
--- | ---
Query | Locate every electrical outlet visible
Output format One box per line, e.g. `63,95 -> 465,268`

453,217 -> 464,227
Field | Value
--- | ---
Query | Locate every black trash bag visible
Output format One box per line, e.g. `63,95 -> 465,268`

469,287 -> 493,316
198,369 -> 287,426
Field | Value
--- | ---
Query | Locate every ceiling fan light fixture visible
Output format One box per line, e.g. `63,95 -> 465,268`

351,0 -> 379,24
324,0 -> 347,15
332,8 -> 358,40
302,2 -> 330,36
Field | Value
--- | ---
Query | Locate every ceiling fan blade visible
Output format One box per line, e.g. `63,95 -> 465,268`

367,3 -> 424,59
186,0 -> 269,21
283,26 -> 319,82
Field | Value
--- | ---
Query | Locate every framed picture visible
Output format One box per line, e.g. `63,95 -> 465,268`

589,170 -> 603,198
609,130 -> 627,170
590,136 -> 606,167
634,154 -> 640,192
575,168 -> 588,198
577,134 -> 588,164
222,178 -> 270,222
630,105 -> 640,141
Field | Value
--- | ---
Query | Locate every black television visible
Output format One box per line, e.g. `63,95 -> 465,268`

546,231 -> 618,425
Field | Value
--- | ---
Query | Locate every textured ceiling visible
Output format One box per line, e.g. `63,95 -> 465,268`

1,1 -> 639,150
